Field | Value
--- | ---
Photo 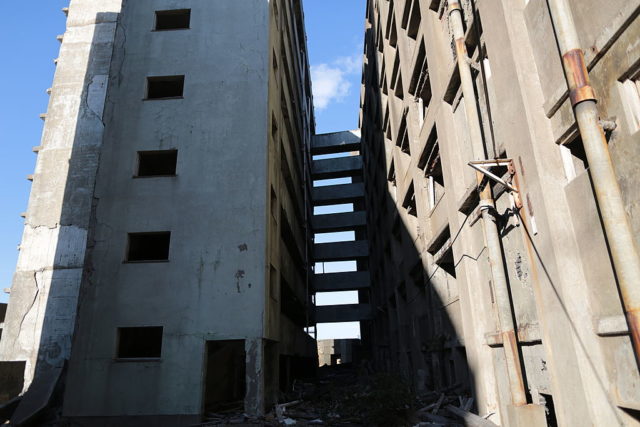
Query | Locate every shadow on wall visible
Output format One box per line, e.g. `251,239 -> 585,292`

359,25 -> 476,402
1,11 -> 121,425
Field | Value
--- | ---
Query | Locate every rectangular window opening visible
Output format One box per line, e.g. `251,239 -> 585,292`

136,150 -> 177,177
126,232 -> 171,262
620,75 -> 640,134
560,134 -> 588,181
429,227 -> 456,278
155,9 -> 191,31
146,75 -> 185,100
402,182 -> 418,217
407,0 -> 421,39
444,69 -> 461,105
117,326 -> 163,359
397,112 -> 411,154
419,128 -> 445,210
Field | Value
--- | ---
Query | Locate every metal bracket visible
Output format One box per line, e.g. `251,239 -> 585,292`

468,158 -> 523,210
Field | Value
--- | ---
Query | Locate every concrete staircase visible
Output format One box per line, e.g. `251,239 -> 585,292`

310,131 -> 373,324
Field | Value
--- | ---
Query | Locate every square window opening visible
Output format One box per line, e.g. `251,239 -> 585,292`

117,326 -> 163,359
136,150 -> 177,177
126,232 -> 171,262
146,75 -> 185,100
155,9 -> 191,31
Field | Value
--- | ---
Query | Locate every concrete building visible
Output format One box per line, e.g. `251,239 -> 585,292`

360,0 -> 640,425
3,0 -> 640,426
0,0 -> 316,423
317,339 -> 362,367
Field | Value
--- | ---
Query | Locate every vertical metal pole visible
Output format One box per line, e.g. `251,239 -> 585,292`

449,1 -> 528,406
547,0 -> 640,368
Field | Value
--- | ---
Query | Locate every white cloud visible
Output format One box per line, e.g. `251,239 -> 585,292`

311,64 -> 351,110
311,53 -> 363,111
334,53 -> 362,74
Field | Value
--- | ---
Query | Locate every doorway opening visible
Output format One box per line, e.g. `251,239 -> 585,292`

203,340 -> 246,414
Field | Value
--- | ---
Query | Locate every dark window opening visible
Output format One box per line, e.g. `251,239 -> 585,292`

419,128 -> 445,209
204,340 -> 246,413
136,150 -> 177,177
155,9 -> 190,31
395,71 -> 404,100
563,135 -> 588,176
126,232 -> 171,262
385,1 -> 395,40
403,182 -> 418,217
540,393 -> 559,427
389,16 -> 398,47
391,53 -> 401,91
397,112 -> 411,154
437,246 -> 456,278
444,69 -> 461,105
387,161 -> 397,186
280,275 -> 306,326
117,326 -> 163,359
405,0 -> 421,39
429,227 -> 455,278
146,75 -> 184,99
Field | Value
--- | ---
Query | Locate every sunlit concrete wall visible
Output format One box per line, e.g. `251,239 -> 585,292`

360,0 -> 640,425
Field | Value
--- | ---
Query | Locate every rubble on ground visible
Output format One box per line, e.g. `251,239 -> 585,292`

194,365 -> 498,427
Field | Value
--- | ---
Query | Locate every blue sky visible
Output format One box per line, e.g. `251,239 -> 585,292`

0,1 -> 68,304
0,1 -> 366,339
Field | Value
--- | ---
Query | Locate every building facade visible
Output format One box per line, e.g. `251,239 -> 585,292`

360,0 -> 640,425
0,0 -> 315,423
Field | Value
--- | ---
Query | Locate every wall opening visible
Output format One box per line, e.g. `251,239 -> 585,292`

560,134 -> 588,181
146,75 -> 185,99
126,232 -> 171,262
619,72 -> 640,134
155,9 -> 191,31
117,326 -> 163,359
136,150 -> 178,177
204,340 -> 246,413
419,127 -> 444,210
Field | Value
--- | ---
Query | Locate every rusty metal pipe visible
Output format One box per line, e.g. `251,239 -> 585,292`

449,1 -> 528,406
547,0 -> 640,368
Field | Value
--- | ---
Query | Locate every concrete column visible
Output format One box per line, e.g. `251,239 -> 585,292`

245,338 -> 265,416
0,0 -> 123,387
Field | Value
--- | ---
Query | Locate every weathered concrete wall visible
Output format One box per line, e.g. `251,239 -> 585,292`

266,0 -> 317,395
0,0 -> 122,389
361,0 -> 640,425
62,0 -> 272,418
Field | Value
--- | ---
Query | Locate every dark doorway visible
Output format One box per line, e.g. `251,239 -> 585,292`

203,340 -> 246,414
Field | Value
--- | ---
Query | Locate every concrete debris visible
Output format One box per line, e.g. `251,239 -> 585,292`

191,365 -> 491,426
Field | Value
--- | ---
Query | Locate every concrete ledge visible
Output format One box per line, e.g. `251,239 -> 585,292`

314,240 -> 369,262
313,271 -> 371,292
312,183 -> 365,206
315,304 -> 373,323
312,130 -> 361,155
312,156 -> 363,179
312,211 -> 367,233
596,314 -> 629,337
